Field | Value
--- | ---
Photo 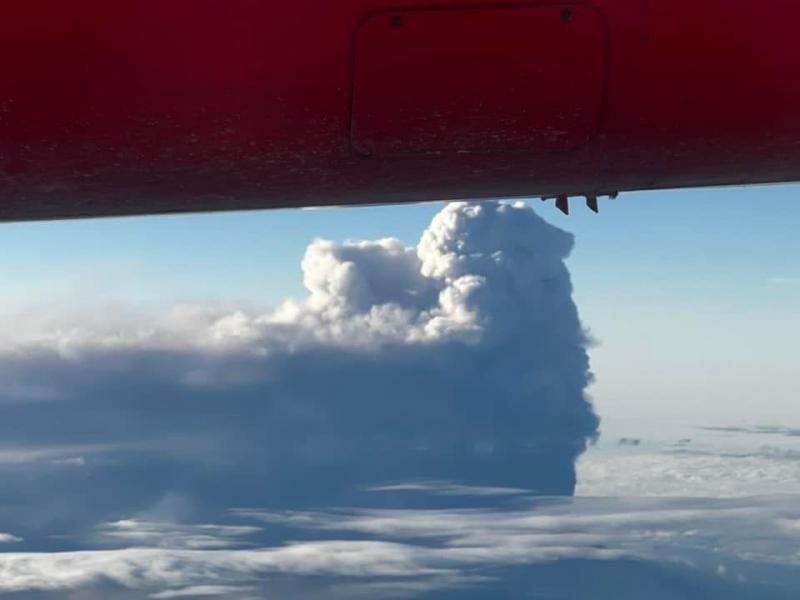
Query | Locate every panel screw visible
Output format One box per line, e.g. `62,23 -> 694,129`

561,8 -> 573,22
391,15 -> 404,28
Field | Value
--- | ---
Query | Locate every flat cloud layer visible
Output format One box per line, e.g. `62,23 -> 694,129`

577,423 -> 800,498
579,447 -> 800,497
0,493 -> 798,599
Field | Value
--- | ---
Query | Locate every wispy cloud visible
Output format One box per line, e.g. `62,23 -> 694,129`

700,425 -> 800,437
362,480 -> 530,497
96,519 -> 262,550
149,585 -> 260,598
1,495 -> 798,597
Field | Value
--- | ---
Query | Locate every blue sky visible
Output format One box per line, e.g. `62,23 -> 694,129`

4,184 -> 799,307
3,184 -> 799,308
2,184 -> 798,427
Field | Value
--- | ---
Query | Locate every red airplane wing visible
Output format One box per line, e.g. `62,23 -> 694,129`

1,0 -> 799,220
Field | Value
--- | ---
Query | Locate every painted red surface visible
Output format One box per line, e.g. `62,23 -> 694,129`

351,5 -> 607,156
0,0 -> 798,220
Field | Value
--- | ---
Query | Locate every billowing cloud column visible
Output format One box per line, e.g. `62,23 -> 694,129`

0,202 -> 598,522
271,201 -> 600,498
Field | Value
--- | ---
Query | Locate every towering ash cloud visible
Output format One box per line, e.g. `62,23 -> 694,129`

0,201 -> 598,527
